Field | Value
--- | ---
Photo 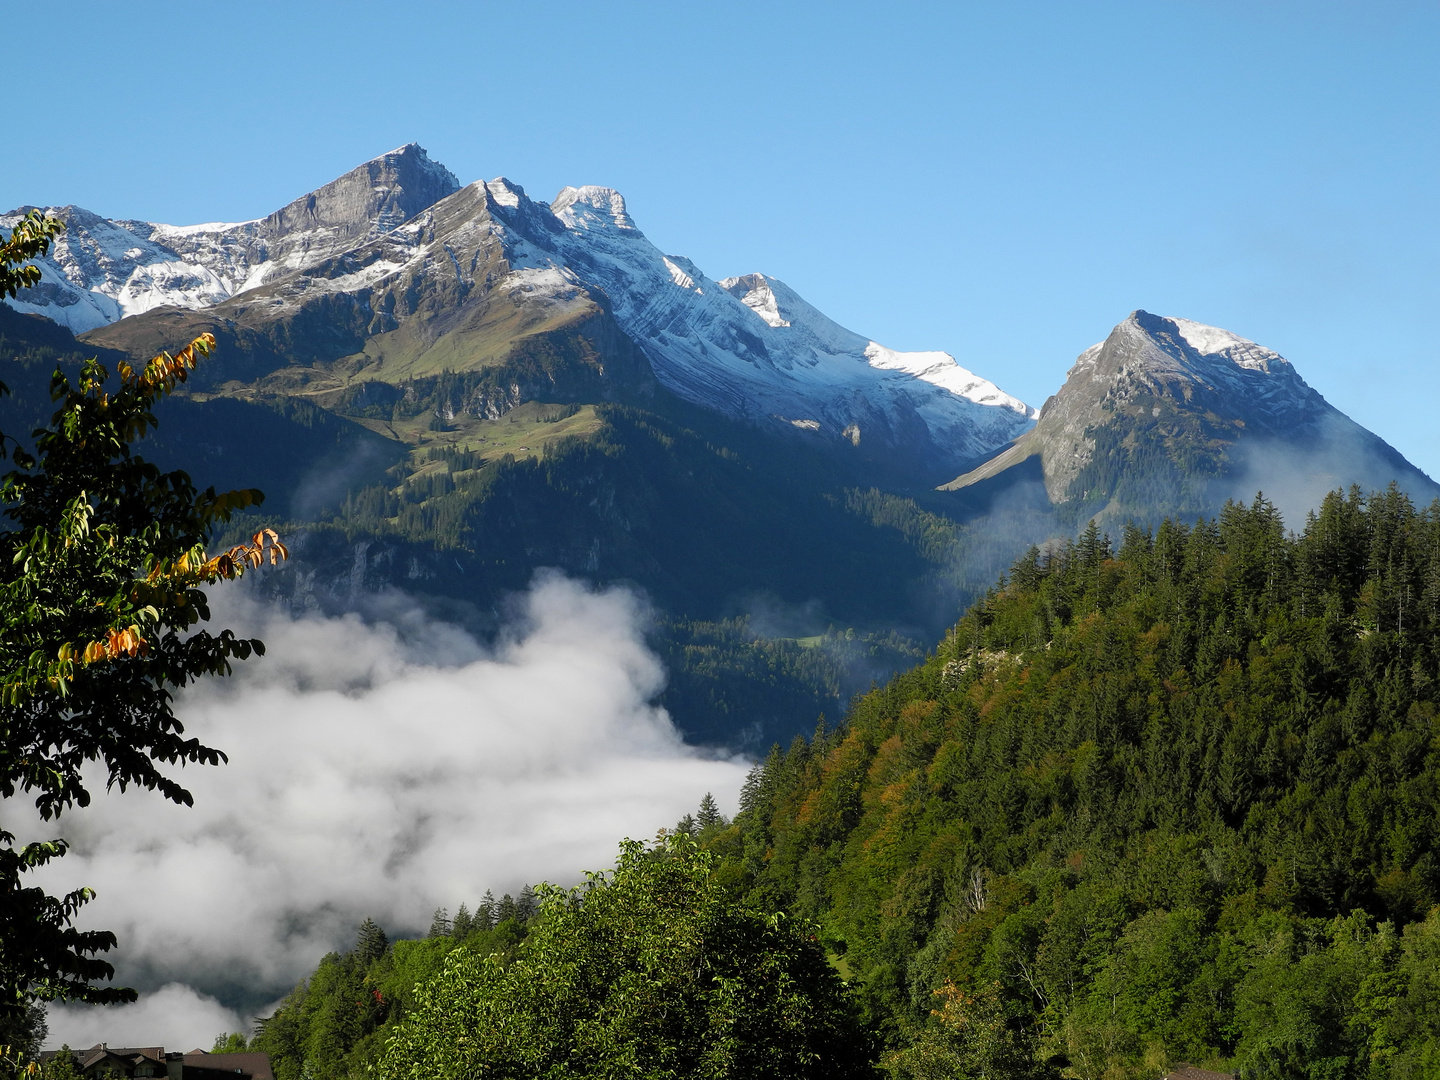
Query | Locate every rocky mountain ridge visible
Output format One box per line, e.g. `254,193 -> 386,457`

5,146 -> 1034,473
7,146 -> 1435,524
0,145 -> 460,334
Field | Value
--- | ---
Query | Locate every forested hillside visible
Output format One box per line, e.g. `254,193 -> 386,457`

0,302 -> 1004,747
720,487 -> 1440,1077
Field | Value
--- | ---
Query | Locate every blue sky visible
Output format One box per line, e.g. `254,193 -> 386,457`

6,0 -> 1438,480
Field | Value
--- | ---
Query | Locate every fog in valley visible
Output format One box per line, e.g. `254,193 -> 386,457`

26,573 -> 750,1049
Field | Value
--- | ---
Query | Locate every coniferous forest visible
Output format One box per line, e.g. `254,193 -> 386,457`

722,486 -> 1440,1077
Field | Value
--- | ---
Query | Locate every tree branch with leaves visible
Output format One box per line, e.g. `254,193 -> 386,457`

0,211 -> 285,1020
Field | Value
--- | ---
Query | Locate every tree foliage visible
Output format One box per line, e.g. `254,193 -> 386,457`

0,214 -> 285,1016
380,835 -> 876,1080
253,914 -> 532,1080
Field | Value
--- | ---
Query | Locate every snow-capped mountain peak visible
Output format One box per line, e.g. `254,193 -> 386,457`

551,186 -> 637,232
7,145 -> 1036,472
1099,310 -> 1317,420
0,143 -> 459,334
945,307 -> 1437,528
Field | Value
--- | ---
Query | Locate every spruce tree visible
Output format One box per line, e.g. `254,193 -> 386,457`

496,894 -> 518,925
451,903 -> 472,939
356,918 -> 388,965
428,908 -> 450,939
516,886 -> 537,923
476,891 -> 497,931
696,792 -> 722,829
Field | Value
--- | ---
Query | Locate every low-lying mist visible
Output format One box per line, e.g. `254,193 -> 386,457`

1221,411 -> 1440,530
27,572 -> 750,1050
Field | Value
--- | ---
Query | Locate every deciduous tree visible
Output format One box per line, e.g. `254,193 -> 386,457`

381,834 -> 877,1079
0,212 -> 286,1017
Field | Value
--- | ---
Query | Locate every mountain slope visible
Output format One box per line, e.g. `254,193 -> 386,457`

0,304 -> 401,519
942,309 -> 1438,526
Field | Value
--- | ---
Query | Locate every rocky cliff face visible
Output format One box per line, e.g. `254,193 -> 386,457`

944,310 -> 1437,527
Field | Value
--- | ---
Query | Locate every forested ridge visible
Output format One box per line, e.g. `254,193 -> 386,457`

718,486 -> 1440,1077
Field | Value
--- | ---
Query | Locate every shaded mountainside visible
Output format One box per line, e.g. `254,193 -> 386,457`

943,311 -> 1439,530
0,304 -> 400,517
718,488 -> 1440,1076
0,303 -> 977,748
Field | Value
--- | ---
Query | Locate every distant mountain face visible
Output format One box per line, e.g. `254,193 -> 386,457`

0,145 -> 461,334
510,183 -> 1036,467
944,309 -> 1439,527
4,146 -> 1034,474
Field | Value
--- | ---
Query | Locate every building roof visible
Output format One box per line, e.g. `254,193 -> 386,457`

70,1046 -> 166,1070
180,1052 -> 275,1080
38,1045 -> 273,1080
1164,1066 -> 1234,1080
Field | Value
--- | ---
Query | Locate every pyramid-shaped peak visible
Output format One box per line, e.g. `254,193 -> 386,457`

1122,310 -> 1289,375
260,144 -> 460,241
550,186 -> 635,230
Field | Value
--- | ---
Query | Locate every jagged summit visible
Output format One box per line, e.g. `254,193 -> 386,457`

0,144 -> 461,333
550,186 -> 637,231
945,310 -> 1436,527
254,142 -> 459,243
1088,310 -> 1319,413
1029,311 -> 1327,480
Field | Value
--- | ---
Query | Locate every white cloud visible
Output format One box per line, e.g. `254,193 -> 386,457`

32,572 -> 750,1050
45,985 -> 243,1054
